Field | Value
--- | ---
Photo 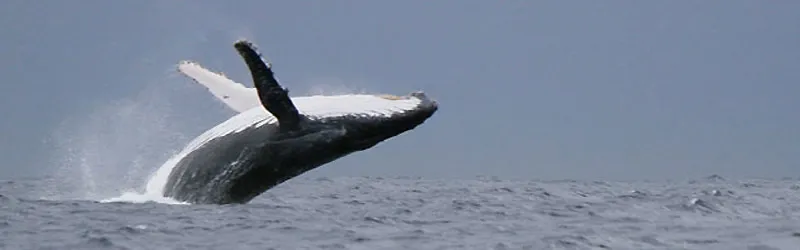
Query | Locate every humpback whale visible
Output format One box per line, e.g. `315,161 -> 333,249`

162,40 -> 438,204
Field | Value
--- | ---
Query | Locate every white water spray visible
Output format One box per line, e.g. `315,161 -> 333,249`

43,79 -> 215,204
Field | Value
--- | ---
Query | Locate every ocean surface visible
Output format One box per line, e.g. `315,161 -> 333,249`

1,175 -> 799,250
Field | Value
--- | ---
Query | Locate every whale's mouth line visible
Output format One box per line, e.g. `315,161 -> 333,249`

332,99 -> 437,151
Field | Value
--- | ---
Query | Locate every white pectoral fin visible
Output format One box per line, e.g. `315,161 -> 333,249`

177,60 -> 260,113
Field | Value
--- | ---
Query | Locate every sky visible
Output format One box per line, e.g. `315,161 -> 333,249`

0,1 -> 798,183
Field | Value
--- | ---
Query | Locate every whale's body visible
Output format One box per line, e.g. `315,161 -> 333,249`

161,40 -> 438,204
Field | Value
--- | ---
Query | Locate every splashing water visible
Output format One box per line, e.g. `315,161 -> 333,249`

100,155 -> 190,205
43,78 -> 213,205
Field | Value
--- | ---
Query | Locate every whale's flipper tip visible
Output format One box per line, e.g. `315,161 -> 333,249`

232,39 -> 301,131
233,39 -> 273,68
233,39 -> 255,49
233,39 -> 253,46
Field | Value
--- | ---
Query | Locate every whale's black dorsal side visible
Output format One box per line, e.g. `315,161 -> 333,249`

233,40 -> 301,131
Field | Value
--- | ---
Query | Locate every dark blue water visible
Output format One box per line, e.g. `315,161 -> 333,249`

2,176 -> 799,250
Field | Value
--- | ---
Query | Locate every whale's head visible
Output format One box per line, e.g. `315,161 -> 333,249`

298,91 -> 438,152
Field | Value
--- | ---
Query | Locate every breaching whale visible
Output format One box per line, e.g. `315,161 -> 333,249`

161,40 -> 438,204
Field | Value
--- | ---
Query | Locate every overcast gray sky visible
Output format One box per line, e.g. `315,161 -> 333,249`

1,1 -> 798,183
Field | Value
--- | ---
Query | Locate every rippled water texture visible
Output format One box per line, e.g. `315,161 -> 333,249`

2,176 -> 799,249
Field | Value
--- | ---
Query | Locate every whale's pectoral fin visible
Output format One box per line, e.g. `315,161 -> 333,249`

177,61 -> 260,113
233,40 -> 301,131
